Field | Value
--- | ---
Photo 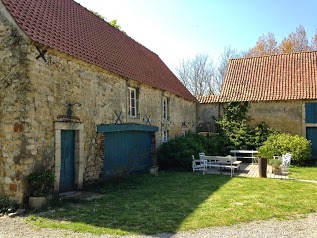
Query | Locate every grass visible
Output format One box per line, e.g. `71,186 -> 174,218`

289,165 -> 317,180
26,171 -> 317,236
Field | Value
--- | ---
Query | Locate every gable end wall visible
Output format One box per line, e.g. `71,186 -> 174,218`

0,9 -> 196,202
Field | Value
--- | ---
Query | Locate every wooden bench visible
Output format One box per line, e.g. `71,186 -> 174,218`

204,156 -> 242,177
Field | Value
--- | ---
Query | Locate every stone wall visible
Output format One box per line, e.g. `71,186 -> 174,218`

247,101 -> 303,136
197,100 -> 304,136
0,8 -> 31,202
0,8 -> 196,202
197,103 -> 221,132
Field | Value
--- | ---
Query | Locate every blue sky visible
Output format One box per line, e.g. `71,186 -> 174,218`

74,0 -> 317,72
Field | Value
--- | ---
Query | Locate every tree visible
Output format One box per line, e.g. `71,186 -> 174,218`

215,46 -> 239,94
90,10 -> 122,30
310,29 -> 317,50
247,26 -> 315,56
176,53 -> 215,96
90,10 -> 106,20
177,47 -> 241,96
279,25 -> 309,53
109,19 -> 121,30
247,32 -> 279,57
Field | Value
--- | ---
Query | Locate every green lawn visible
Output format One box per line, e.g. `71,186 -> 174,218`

27,171 -> 317,236
289,165 -> 317,181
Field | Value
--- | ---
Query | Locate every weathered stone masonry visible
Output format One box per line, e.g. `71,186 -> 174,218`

0,9 -> 31,202
0,9 -> 196,202
197,100 -> 305,136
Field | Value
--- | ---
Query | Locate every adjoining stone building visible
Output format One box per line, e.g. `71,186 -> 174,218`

197,51 -> 317,160
0,0 -> 197,202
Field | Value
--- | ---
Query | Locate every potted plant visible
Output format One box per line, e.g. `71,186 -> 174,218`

27,170 -> 55,209
269,159 -> 282,175
149,164 -> 159,175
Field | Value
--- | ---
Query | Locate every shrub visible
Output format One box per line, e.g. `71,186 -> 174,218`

258,133 -> 312,165
27,170 -> 55,197
158,132 -> 225,170
0,196 -> 18,214
269,159 -> 282,168
158,132 -> 205,170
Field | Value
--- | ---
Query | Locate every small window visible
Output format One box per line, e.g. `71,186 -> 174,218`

128,87 -> 138,117
162,97 -> 169,120
162,130 -> 169,142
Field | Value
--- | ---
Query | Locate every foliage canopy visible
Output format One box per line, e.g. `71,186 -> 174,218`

258,133 -> 312,165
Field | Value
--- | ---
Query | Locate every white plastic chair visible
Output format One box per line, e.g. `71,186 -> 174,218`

199,152 -> 205,160
281,153 -> 292,172
273,153 -> 292,173
192,155 -> 207,175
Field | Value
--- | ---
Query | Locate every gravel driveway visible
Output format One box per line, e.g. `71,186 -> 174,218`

1,213 -> 317,238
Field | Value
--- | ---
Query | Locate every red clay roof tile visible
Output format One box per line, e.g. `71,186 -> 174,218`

196,95 -> 219,103
2,0 -> 196,102
219,51 -> 317,102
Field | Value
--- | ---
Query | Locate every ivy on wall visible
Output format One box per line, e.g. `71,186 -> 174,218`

216,102 -> 274,151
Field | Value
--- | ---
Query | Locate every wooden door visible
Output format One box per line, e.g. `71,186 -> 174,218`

60,130 -> 75,192
103,130 -> 152,178
306,127 -> 317,159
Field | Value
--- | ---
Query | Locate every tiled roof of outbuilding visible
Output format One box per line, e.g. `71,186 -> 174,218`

196,95 -> 219,103
2,0 -> 196,102
219,51 -> 317,102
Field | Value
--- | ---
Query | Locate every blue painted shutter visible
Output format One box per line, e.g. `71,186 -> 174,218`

305,103 -> 317,123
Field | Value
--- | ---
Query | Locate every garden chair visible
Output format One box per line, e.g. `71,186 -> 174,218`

192,155 -> 207,175
199,152 -> 211,168
199,152 -> 206,160
273,153 -> 292,173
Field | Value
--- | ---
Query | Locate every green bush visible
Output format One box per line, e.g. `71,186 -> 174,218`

158,132 -> 223,170
158,133 -> 204,170
27,170 -> 55,196
258,133 -> 312,165
269,159 -> 282,168
0,196 -> 18,214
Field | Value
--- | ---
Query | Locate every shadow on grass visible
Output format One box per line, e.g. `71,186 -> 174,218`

34,171 -> 232,235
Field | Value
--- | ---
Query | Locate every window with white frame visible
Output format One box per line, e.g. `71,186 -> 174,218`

162,96 -> 169,120
128,87 -> 137,117
162,130 -> 169,142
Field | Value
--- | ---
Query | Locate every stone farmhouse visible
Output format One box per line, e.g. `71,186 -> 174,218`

197,51 -> 317,160
0,0 -> 197,202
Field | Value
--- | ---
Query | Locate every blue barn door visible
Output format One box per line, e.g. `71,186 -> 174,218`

306,127 -> 317,159
305,103 -> 317,160
60,130 -> 75,192
97,124 -> 158,178
104,131 -> 152,176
